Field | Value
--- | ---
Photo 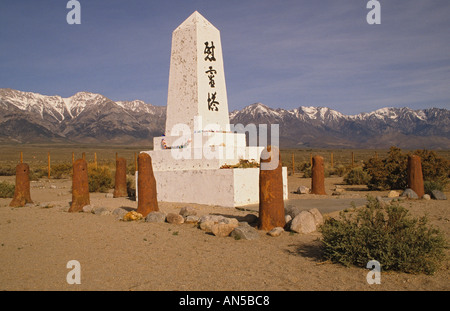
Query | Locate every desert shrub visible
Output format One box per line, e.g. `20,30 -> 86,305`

51,163 -> 73,179
127,176 -> 136,197
0,166 -> 16,176
413,149 -> 449,192
88,165 -> 112,193
127,163 -> 136,176
29,167 -> 47,181
344,167 -> 370,185
0,181 -> 15,198
320,196 -> 447,275
364,147 -> 449,191
364,146 -> 408,190
332,164 -> 349,177
424,180 -> 445,195
302,164 -> 330,178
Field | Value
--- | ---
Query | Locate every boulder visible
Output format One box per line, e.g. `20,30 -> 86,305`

112,207 -> 128,218
198,215 -> 224,232
82,205 -> 94,213
231,225 -> 260,240
423,194 -> 431,200
431,190 -> 447,200
284,205 -> 303,219
211,222 -> 238,237
242,213 -> 258,224
166,213 -> 185,224
290,211 -> 317,234
295,186 -> 310,194
93,206 -> 111,216
145,211 -> 167,223
123,211 -> 143,221
268,227 -> 284,237
184,215 -> 200,224
388,190 -> 400,198
179,206 -> 197,217
308,208 -> 323,226
401,188 -> 419,199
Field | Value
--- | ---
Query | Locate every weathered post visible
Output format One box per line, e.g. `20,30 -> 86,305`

407,155 -> 425,198
258,146 -> 285,231
136,153 -> 158,217
47,152 -> 51,179
113,157 -> 128,198
69,159 -> 90,212
311,155 -> 326,195
9,163 -> 33,207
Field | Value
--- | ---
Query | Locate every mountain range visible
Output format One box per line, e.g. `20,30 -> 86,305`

0,88 -> 449,149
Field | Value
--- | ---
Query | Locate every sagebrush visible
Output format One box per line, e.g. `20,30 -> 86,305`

319,196 -> 447,275
0,181 -> 15,198
364,146 -> 449,191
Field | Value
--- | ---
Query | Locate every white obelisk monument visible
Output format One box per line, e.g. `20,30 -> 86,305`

140,11 -> 287,207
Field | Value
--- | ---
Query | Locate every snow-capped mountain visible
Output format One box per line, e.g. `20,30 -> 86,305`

229,103 -> 450,149
0,88 -> 449,149
0,88 -> 165,144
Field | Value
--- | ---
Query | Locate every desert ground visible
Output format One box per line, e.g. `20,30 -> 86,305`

0,173 -> 448,291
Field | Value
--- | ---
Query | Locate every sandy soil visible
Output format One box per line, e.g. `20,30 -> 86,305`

0,174 -> 448,291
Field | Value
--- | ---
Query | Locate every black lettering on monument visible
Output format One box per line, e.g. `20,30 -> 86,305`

204,41 -> 216,62
205,66 -> 217,88
207,92 -> 219,111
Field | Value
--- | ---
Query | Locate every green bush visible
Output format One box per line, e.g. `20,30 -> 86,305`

424,180 -> 445,195
51,163 -> 73,179
414,149 -> 449,192
343,167 -> 370,185
319,196 -> 447,275
332,164 -> 349,177
88,165 -> 112,193
363,147 -> 408,190
0,166 -> 16,176
0,181 -> 15,198
29,167 -> 47,181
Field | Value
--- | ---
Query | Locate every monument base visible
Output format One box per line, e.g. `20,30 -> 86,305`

136,167 -> 288,208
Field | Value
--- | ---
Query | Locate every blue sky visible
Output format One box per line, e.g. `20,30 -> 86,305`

1,0 -> 449,115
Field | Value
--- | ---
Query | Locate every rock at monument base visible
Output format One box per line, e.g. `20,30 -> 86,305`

401,188 -> 419,199
268,227 -> 284,237
9,163 -> 33,207
295,186 -> 310,194
242,213 -> 258,225
308,208 -> 324,226
166,213 -> 185,224
231,225 -> 260,240
284,205 -> 303,218
123,211 -> 143,221
431,190 -> 447,200
112,207 -> 129,218
184,215 -> 200,224
422,194 -> 431,200
388,190 -> 400,198
290,211 -> 317,234
93,206 -> 111,216
179,206 -> 197,217
145,211 -> 167,223
211,222 -> 238,237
